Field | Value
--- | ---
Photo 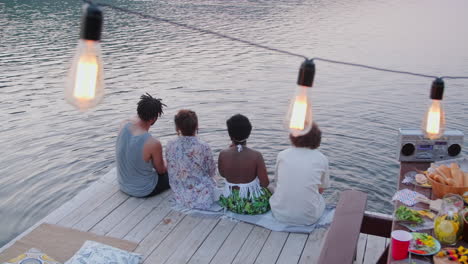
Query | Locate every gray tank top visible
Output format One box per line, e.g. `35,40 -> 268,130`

115,122 -> 157,197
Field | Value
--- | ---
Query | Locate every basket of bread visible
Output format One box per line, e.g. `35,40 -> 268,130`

427,162 -> 468,199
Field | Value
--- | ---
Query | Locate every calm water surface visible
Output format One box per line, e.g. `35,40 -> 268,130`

1,0 -> 467,247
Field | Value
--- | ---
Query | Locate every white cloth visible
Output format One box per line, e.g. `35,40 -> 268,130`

169,198 -> 336,233
222,178 -> 264,200
270,147 -> 330,225
65,240 -> 142,264
223,206 -> 335,233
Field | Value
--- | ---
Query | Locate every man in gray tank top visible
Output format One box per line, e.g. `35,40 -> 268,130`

115,93 -> 170,197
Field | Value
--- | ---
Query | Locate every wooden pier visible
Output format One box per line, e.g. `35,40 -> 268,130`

0,169 -> 389,263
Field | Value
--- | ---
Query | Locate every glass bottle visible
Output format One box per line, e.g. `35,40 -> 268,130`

434,194 -> 464,245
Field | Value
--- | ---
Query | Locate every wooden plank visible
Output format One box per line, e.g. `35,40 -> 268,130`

45,179 -> 110,224
106,191 -> 171,239
0,169 -> 117,254
0,178 -> 108,253
353,233 -> 368,264
46,169 -> 117,224
363,234 -> 386,264
143,215 -> 204,264
188,219 -> 237,264
0,223 -> 137,263
210,222 -> 254,264
101,168 -> 117,183
254,231 -> 288,264
124,197 -> 174,243
134,210 -> 186,257
298,228 -> 328,264
318,190 -> 367,264
276,233 -> 308,264
164,217 -> 220,264
232,226 -> 270,264
72,190 -> 129,231
57,184 -> 120,227
385,162 -> 432,264
90,196 -> 144,235
377,245 -> 388,264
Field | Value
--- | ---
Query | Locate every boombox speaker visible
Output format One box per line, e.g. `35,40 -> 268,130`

397,129 -> 464,162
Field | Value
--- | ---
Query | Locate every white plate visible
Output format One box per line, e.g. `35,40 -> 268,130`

409,232 -> 441,256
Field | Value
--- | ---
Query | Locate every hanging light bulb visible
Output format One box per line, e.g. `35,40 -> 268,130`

66,3 -> 104,111
422,78 -> 445,140
286,59 -> 315,136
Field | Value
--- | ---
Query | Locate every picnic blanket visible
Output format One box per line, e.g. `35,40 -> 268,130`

0,223 -> 138,263
171,199 -> 335,233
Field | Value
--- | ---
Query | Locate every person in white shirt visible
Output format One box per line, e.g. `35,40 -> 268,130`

269,122 -> 330,225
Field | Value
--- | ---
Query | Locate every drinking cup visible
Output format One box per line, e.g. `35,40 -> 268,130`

391,230 -> 412,260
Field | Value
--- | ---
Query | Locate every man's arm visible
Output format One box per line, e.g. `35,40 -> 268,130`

150,139 -> 167,174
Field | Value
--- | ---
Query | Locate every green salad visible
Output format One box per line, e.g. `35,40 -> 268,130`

410,233 -> 437,254
395,205 -> 423,223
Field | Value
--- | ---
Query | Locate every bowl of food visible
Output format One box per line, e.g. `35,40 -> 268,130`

426,163 -> 468,199
409,233 -> 440,256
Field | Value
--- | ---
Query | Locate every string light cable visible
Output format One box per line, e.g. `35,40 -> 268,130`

77,0 -> 468,81
71,1 -> 466,139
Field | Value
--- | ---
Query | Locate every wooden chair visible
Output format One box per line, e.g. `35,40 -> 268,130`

317,190 -> 368,264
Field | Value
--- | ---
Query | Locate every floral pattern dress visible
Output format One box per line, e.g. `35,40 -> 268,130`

165,136 -> 217,209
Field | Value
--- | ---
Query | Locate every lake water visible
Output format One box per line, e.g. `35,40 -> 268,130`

1,0 -> 467,247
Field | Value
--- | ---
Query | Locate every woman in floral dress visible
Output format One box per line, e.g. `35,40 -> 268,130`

165,109 -> 217,209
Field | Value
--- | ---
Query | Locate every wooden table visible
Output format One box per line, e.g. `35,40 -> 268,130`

387,162 -> 468,263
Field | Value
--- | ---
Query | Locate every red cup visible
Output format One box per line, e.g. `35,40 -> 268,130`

391,230 -> 412,260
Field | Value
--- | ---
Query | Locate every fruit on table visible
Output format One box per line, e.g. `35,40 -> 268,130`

434,213 -> 462,245
418,210 -> 436,219
409,249 -> 427,254
411,233 -> 437,254
435,246 -> 468,263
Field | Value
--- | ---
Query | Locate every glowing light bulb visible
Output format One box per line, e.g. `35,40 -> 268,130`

286,59 -> 315,136
287,85 -> 313,136
66,4 -> 104,111
422,100 -> 445,139
422,78 -> 445,140
66,40 -> 104,110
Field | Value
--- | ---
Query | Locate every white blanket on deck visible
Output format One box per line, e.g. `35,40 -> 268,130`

107,167 -> 334,233
170,199 -> 335,233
